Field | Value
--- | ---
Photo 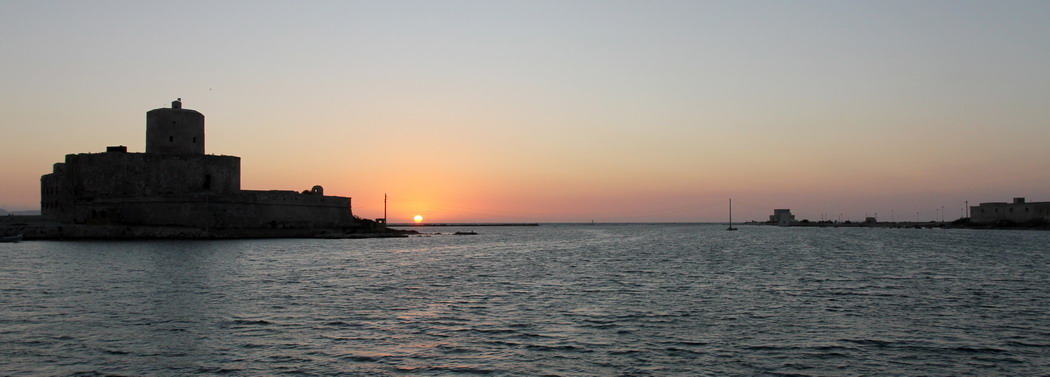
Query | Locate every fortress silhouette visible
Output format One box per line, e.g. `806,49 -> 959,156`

35,99 -> 377,238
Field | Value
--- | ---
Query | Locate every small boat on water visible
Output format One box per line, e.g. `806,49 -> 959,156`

453,231 -> 477,235
1,234 -> 23,243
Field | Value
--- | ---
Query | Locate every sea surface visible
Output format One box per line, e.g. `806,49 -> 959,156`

2,224 -> 1049,376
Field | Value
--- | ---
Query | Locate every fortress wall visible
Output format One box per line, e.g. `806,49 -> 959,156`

64,152 -> 240,198
41,163 -> 73,217
210,190 -> 354,228
74,192 -> 354,229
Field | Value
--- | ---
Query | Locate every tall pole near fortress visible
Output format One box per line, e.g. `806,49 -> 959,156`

384,193 -> 387,222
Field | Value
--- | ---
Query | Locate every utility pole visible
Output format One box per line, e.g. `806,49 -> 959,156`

384,193 -> 387,222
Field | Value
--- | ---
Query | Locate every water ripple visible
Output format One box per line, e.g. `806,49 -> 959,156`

1,226 -> 1049,375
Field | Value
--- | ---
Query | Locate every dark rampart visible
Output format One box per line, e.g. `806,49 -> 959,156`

70,190 -> 353,229
42,151 -> 240,219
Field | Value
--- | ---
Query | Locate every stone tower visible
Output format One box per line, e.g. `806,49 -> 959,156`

146,98 -> 205,154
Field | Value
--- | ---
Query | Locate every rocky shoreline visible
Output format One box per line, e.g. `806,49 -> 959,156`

1,215 -> 415,240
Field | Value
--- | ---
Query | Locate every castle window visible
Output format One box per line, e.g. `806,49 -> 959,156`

193,137 -> 197,143
203,174 -> 212,190
169,136 -> 174,142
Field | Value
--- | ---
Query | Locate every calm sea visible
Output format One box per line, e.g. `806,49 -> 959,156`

2,224 -> 1048,376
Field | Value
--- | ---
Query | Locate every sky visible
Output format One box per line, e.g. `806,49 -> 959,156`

2,0 -> 1049,223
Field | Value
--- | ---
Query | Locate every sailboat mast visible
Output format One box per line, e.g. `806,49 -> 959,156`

726,198 -> 738,230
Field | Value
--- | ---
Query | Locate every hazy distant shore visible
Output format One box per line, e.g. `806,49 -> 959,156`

744,219 -> 1050,230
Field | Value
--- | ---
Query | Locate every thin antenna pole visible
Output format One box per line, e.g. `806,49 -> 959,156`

384,193 -> 387,221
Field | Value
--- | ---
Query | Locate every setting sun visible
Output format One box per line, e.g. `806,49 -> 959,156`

413,215 -> 423,223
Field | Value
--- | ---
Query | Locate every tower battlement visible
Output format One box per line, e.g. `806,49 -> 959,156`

146,98 -> 205,155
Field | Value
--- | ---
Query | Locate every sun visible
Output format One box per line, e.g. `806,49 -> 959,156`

413,215 -> 423,224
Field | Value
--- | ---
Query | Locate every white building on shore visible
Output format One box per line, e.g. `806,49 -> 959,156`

769,209 -> 796,226
970,197 -> 1050,224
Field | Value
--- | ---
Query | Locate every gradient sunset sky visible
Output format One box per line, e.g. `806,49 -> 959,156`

2,1 -> 1048,223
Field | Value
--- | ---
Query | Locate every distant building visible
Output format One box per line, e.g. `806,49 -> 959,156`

970,197 -> 1050,225
864,217 -> 877,224
39,99 -> 358,235
769,209 -> 795,226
